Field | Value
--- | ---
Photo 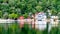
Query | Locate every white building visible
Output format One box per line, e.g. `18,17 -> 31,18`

35,12 -> 47,30
48,16 -> 59,32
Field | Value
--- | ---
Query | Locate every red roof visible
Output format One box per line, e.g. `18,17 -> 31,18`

19,16 -> 24,19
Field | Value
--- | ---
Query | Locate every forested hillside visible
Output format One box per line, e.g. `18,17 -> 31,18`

0,0 -> 60,19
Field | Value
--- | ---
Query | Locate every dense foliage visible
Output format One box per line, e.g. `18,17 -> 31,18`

0,0 -> 60,19
0,0 -> 60,34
